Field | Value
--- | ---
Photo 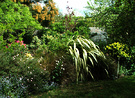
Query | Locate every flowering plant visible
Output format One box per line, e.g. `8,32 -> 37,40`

25,53 -> 34,60
5,40 -> 27,54
6,40 -> 26,48
105,42 -> 130,58
51,58 -> 65,84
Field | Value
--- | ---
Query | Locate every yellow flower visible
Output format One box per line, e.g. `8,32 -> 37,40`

25,53 -> 32,58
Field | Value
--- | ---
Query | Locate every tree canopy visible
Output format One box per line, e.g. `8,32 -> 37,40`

86,0 -> 135,46
11,0 -> 59,26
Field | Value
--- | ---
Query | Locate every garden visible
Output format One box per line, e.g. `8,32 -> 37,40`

0,0 -> 135,98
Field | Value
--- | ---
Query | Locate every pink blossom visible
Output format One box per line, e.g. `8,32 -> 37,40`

16,40 -> 20,43
23,44 -> 26,48
20,41 -> 24,43
6,40 -> 26,49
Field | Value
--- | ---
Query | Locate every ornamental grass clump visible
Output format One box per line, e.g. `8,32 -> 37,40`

68,36 -> 109,83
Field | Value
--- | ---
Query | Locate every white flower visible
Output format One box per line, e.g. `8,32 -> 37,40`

19,78 -> 22,81
38,57 -> 43,63
13,57 -> 15,60
55,60 -> 59,63
30,72 -> 32,74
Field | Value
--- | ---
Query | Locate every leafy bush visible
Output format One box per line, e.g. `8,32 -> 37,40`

104,42 -> 135,77
0,0 -> 42,42
4,40 -> 27,53
49,17 -> 91,39
29,36 -> 42,50
30,30 -> 71,54
49,22 -> 65,33
68,36 -> 110,82
105,42 -> 130,59
130,46 -> 135,64
119,64 -> 135,76
105,42 -> 131,68
119,46 -> 135,76
127,64 -> 135,75
73,20 -> 90,38
0,36 -> 7,50
94,40 -> 107,52
0,49 -> 53,94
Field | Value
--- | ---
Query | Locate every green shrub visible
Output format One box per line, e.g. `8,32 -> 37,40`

130,46 -> 135,64
30,30 -> 71,54
29,36 -> 42,50
105,42 -> 131,67
73,20 -> 90,38
0,0 -> 42,42
0,49 -> 53,94
4,40 -> 27,53
127,64 -> 135,75
49,22 -> 65,33
0,36 -> 7,50
49,18 -> 91,38
105,42 -> 130,59
94,40 -> 107,52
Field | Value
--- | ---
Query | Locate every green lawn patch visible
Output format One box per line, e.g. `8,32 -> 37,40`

29,75 -> 135,98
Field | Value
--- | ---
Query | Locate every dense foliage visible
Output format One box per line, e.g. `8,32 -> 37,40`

0,0 -> 134,97
0,0 -> 42,42
86,0 -> 135,47
86,0 -> 135,77
11,0 -> 59,26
